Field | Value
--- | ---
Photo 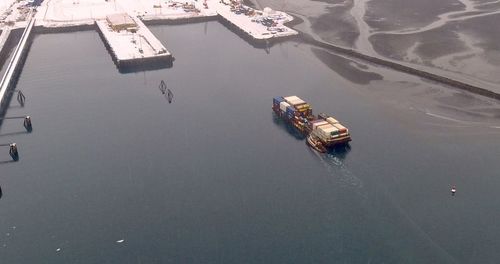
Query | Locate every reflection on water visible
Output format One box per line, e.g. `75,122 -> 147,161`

272,111 -> 359,190
217,16 -> 298,50
327,143 -> 351,158
0,20 -> 499,263
116,59 -> 173,74
306,143 -> 362,190
271,113 -> 305,140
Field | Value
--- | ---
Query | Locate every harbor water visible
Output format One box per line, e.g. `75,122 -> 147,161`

0,21 -> 500,263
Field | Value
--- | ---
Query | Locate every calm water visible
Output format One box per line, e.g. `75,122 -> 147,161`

1,21 -> 500,263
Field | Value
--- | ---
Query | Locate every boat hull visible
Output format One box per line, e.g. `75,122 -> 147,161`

306,135 -> 327,153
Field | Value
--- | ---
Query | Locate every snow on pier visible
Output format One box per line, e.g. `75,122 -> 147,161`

36,0 -> 218,27
0,16 -> 34,109
96,13 -> 171,68
34,0 -> 297,41
215,3 -> 297,41
0,0 -> 298,72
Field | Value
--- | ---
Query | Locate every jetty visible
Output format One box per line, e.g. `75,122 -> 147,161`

30,0 -> 297,70
96,13 -> 171,68
215,3 -> 297,41
0,16 -> 34,110
0,0 -> 496,100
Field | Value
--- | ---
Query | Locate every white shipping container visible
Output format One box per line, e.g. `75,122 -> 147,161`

312,121 -> 328,130
333,123 -> 348,132
283,95 -> 300,102
280,101 -> 290,112
283,96 -> 306,106
321,126 -> 339,134
318,125 -> 339,138
291,98 -> 306,106
326,117 -> 339,125
313,130 -> 331,142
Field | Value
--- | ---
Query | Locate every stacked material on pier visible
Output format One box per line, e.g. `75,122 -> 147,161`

216,2 -> 298,41
96,14 -> 171,69
106,13 -> 137,31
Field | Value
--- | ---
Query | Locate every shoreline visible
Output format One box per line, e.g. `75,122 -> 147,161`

283,12 -> 500,100
297,28 -> 500,100
0,12 -> 498,101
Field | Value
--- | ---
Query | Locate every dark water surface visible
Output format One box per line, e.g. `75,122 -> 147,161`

1,21 -> 500,263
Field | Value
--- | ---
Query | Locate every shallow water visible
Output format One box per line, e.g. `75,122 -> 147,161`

0,21 -> 500,263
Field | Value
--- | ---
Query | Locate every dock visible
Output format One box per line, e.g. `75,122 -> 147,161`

0,16 -> 34,110
30,0 -> 299,70
0,27 -> 12,55
215,3 -> 298,41
96,13 -> 172,69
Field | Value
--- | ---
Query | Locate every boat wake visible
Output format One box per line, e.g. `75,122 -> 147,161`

423,109 -> 500,130
308,146 -> 364,191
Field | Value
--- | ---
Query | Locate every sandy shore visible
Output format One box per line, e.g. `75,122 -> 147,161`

248,0 -> 500,89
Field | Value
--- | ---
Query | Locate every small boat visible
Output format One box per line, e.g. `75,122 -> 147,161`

307,134 -> 327,153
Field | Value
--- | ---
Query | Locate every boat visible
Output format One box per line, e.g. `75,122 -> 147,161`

306,134 -> 327,153
308,113 -> 351,148
272,96 -> 314,135
273,96 -> 352,152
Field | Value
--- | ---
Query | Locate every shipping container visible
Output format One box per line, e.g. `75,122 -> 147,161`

273,96 -> 284,106
326,117 -> 339,125
283,95 -> 300,102
322,126 -> 340,136
312,120 -> 328,130
284,95 -> 306,106
315,124 -> 340,139
286,106 -> 296,117
295,103 -> 310,112
279,101 -> 290,112
310,119 -> 325,124
333,123 -> 348,133
313,130 -> 332,142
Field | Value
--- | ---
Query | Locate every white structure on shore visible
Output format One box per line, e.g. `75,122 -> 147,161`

31,0 -> 296,40
96,13 -> 171,67
0,0 -> 298,71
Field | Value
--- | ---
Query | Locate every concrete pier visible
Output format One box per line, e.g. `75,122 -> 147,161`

0,17 -> 34,110
215,3 -> 297,41
96,13 -> 171,69
0,27 -> 12,55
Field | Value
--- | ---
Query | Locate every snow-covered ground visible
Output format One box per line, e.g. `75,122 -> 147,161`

217,3 -> 297,40
1,0 -> 32,26
96,16 -> 170,62
35,0 -> 218,26
119,0 -> 217,20
0,0 -> 297,73
33,0 -> 297,40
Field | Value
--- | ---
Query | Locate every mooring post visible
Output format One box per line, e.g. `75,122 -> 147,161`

9,143 -> 18,160
17,90 -> 26,105
159,80 -> 167,94
0,115 -> 32,131
167,89 -> 173,103
23,115 -> 32,131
